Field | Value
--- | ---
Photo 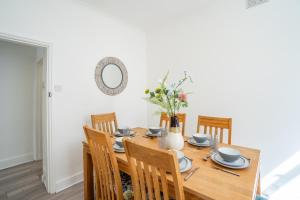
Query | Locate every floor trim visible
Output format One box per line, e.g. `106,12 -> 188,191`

55,171 -> 83,193
0,153 -> 34,170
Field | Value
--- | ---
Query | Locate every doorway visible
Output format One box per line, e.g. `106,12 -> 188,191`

0,33 -> 54,193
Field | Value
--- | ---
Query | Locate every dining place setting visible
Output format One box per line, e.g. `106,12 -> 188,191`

113,126 -> 195,174
111,126 -> 136,153
111,126 -> 196,181
113,126 -> 136,137
112,126 -> 164,152
189,133 -> 250,170
145,127 -> 162,137
83,71 -> 261,200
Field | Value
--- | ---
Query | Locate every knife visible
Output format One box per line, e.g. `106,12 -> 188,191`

184,167 -> 199,181
212,166 -> 240,177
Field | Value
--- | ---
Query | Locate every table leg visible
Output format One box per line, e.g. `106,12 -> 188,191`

83,146 -> 94,200
256,173 -> 261,195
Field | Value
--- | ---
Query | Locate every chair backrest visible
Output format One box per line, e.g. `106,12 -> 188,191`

159,112 -> 186,136
91,112 -> 118,135
83,125 -> 123,200
123,139 -> 185,200
197,115 -> 232,144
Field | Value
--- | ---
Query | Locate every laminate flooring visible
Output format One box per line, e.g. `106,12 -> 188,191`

0,161 -> 83,200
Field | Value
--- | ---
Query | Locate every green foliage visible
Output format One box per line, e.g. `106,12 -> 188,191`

144,71 -> 192,116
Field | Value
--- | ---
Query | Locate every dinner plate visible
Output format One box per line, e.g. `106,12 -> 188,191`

211,153 -> 250,169
214,153 -> 244,167
179,157 -> 192,173
114,130 -> 135,137
145,131 -> 161,137
113,143 -> 125,153
187,138 -> 211,147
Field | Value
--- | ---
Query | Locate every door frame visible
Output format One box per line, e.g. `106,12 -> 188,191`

33,58 -> 43,161
0,32 -> 55,193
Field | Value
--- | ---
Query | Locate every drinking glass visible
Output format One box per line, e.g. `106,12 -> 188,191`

209,134 -> 219,153
158,128 -> 168,149
123,128 -> 130,137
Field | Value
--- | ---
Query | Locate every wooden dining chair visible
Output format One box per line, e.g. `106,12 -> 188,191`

197,115 -> 232,144
123,138 -> 185,200
160,112 -> 186,136
91,112 -> 118,135
83,125 -> 123,200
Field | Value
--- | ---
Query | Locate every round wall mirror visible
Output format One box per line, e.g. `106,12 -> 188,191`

95,57 -> 128,96
101,64 -> 123,89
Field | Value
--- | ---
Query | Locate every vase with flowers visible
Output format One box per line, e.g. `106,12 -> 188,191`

144,71 -> 192,150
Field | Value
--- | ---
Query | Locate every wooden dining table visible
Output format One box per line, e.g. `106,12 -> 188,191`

83,127 -> 261,200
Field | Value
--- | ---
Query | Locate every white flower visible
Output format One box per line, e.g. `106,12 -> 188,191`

170,83 -> 176,89
167,90 -> 173,96
167,83 -> 176,96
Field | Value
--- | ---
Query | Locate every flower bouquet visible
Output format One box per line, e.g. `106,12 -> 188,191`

144,71 -> 192,149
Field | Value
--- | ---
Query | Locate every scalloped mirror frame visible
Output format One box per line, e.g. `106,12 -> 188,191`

95,57 -> 128,96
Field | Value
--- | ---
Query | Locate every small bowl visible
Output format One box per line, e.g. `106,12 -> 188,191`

192,133 -> 208,143
218,147 -> 240,162
118,126 -> 130,135
149,127 -> 161,134
173,150 -> 185,163
115,137 -> 124,148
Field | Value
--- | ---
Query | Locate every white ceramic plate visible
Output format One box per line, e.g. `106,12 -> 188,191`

114,130 -> 135,137
173,150 -> 184,161
187,138 -> 210,147
113,143 -> 125,153
214,153 -> 244,167
145,130 -> 161,137
211,153 -> 250,169
179,157 -> 192,173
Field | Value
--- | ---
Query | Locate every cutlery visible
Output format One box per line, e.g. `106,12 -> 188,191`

202,153 -> 212,161
143,135 -> 154,139
212,166 -> 240,177
184,167 -> 199,181
243,156 -> 251,161
243,156 -> 251,165
184,156 -> 193,161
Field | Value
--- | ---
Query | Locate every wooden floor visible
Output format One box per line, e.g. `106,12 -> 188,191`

0,161 -> 83,200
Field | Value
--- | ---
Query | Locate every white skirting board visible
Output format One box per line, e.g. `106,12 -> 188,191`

0,153 -> 34,170
55,171 -> 83,193
42,169 -> 48,190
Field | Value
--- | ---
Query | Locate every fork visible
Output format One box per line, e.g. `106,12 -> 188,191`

184,167 -> 199,181
202,152 -> 213,161
184,156 -> 193,161
243,156 -> 251,161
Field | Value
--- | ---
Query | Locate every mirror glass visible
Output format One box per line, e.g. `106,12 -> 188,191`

101,64 -> 123,89
95,57 -> 128,96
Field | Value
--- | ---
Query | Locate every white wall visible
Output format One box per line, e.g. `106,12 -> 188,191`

0,0 -> 147,192
147,0 -> 300,184
0,40 -> 37,169
3,0 -> 298,195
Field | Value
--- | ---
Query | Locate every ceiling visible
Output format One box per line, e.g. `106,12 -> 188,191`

78,0 -> 211,31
